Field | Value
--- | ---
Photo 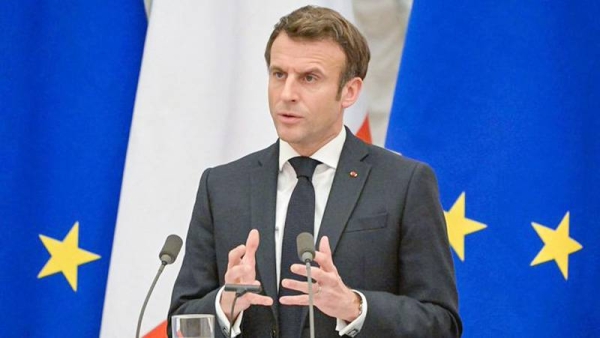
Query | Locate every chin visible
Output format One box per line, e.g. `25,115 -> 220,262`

277,133 -> 297,144
275,126 -> 301,142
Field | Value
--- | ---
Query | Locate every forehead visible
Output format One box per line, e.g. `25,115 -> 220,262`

269,33 -> 346,71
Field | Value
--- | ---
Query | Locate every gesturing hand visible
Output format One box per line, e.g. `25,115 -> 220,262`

279,236 -> 361,322
220,229 -> 273,322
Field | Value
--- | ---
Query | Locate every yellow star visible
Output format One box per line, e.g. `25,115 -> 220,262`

531,212 -> 582,280
38,222 -> 101,291
444,192 -> 487,261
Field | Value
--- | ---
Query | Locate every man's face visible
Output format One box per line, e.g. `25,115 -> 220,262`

268,33 -> 358,156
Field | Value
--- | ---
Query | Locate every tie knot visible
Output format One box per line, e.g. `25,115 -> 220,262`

289,156 -> 320,180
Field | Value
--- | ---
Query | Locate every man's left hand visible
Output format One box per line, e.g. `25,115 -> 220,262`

279,236 -> 361,322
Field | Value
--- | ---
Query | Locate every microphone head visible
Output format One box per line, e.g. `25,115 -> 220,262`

159,234 -> 183,264
296,232 -> 315,262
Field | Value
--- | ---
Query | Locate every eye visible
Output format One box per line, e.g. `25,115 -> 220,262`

305,74 -> 316,82
272,71 -> 285,79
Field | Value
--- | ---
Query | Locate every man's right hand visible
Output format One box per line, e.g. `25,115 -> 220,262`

220,229 -> 273,322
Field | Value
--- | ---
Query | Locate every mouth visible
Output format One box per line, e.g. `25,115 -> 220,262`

277,112 -> 302,123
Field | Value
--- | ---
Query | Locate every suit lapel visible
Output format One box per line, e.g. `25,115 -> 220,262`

250,142 -> 280,317
317,130 -> 371,254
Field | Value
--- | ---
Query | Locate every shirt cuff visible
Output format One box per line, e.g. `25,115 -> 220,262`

215,286 -> 244,337
335,290 -> 367,337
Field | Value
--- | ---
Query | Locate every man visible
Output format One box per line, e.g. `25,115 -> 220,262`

169,6 -> 461,338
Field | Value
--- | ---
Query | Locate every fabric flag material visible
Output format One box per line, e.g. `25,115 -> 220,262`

0,2 -> 147,337
386,1 -> 599,337
100,1 -> 367,337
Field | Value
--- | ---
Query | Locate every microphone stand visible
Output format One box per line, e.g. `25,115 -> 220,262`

223,284 -> 262,338
136,234 -> 182,338
136,262 -> 166,338
305,261 -> 315,338
228,293 -> 239,338
297,232 -> 316,338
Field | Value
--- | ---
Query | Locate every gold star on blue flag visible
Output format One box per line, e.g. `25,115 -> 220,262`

531,212 -> 583,280
444,192 -> 487,261
38,222 -> 101,291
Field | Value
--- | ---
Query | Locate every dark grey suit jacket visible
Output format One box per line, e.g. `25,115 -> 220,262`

169,129 -> 462,337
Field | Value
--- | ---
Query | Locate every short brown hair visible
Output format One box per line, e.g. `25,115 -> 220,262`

264,6 -> 370,95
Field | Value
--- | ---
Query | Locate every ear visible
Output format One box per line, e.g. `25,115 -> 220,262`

340,77 -> 363,109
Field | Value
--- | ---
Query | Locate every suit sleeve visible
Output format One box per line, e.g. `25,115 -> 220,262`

358,163 -> 462,337
167,168 -> 226,337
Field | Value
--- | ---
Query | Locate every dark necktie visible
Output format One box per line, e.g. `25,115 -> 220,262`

278,156 -> 320,338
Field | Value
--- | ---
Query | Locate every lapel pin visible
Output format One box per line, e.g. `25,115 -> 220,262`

349,171 -> 358,178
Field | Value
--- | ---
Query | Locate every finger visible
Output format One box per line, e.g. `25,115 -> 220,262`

227,244 -> 246,270
223,293 -> 273,317
288,264 -> 337,295
315,236 -> 337,272
289,263 -> 321,279
279,294 -> 309,306
224,264 -> 253,283
242,293 -> 274,307
242,229 -> 259,266
289,264 -> 309,278
281,278 -> 310,294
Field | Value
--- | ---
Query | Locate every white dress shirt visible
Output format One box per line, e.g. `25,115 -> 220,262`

216,128 -> 367,337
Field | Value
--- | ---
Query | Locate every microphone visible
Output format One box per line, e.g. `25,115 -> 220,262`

136,235 -> 183,338
224,284 -> 262,295
296,232 -> 316,338
160,234 -> 183,264
297,232 -> 315,263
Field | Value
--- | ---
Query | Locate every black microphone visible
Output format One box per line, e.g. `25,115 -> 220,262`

136,234 -> 183,338
224,284 -> 262,295
297,232 -> 316,338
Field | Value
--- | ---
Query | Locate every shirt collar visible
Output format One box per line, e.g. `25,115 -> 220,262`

278,127 -> 346,171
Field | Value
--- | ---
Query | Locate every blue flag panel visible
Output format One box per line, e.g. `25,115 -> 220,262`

0,2 -> 146,336
387,1 -> 599,337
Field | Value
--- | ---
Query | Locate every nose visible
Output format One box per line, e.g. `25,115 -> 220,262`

280,76 -> 299,102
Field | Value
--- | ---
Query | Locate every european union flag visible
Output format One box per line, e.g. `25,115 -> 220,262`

0,2 -> 146,336
386,1 -> 600,337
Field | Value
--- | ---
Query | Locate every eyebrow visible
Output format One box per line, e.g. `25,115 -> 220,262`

302,67 -> 325,76
268,64 -> 325,75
